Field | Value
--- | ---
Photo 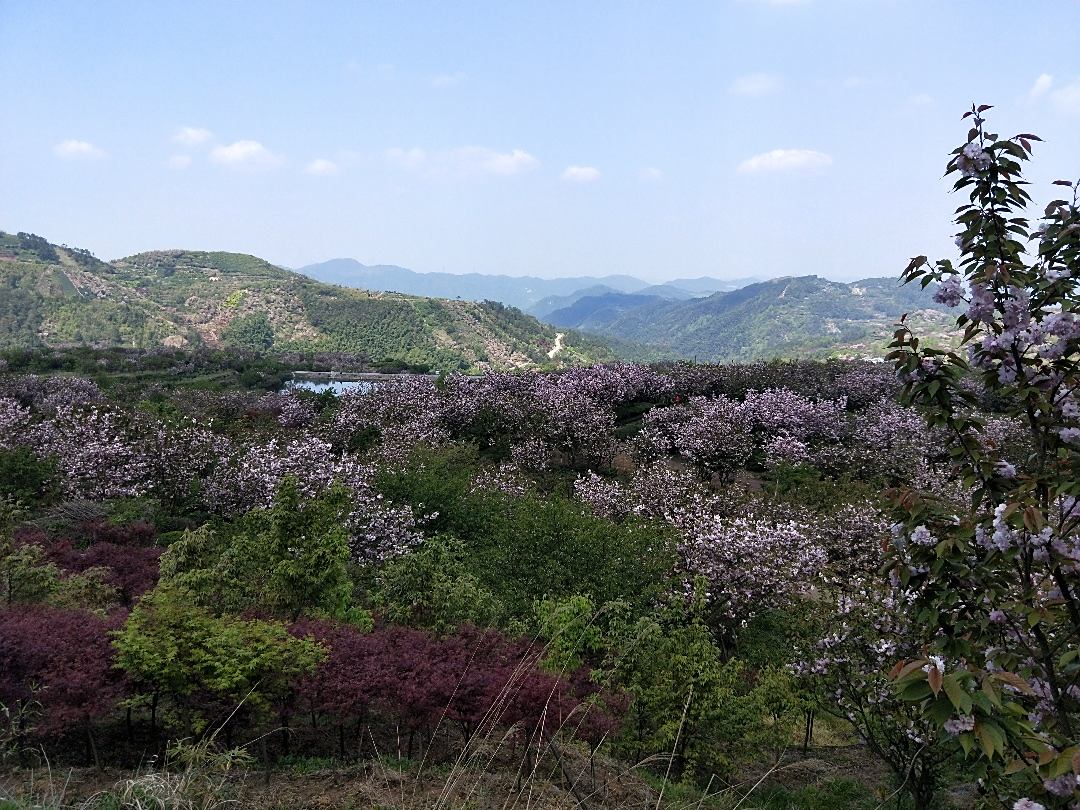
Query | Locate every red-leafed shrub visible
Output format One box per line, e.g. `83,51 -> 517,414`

73,520 -> 157,547
14,521 -> 162,606
0,605 -> 125,739
43,539 -> 161,605
290,618 -> 398,725
290,620 -> 623,758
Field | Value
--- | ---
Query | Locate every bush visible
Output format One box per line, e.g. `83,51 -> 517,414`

378,446 -> 679,617
0,449 -> 58,506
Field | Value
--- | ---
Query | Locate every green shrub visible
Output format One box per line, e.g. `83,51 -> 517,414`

0,448 -> 58,506
377,446 -> 678,618
371,535 -> 504,634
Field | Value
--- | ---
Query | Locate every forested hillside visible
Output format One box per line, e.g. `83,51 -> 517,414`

545,275 -> 958,360
0,232 -> 615,372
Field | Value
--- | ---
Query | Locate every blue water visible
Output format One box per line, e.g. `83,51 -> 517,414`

284,379 -> 375,395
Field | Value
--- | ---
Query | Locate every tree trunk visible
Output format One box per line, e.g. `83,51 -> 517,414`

86,723 -> 101,770
280,712 -> 291,758
802,709 -> 815,753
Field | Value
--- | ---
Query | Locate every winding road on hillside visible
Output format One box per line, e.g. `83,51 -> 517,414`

547,332 -> 565,359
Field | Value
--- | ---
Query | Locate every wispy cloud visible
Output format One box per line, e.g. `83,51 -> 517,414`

1051,78 -> 1080,115
172,126 -> 213,146
737,148 -> 831,174
54,139 -> 104,160
210,140 -> 283,170
908,93 -> 934,107
166,155 -> 192,170
386,146 -> 537,177
729,73 -> 782,97
468,147 -> 538,176
562,165 -> 600,183
1027,74 -> 1080,115
1029,74 -> 1054,98
386,147 -> 428,172
432,71 -> 466,88
640,167 -> 664,181
305,158 -> 339,176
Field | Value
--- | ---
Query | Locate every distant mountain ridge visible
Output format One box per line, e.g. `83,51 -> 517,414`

528,285 -> 623,318
543,275 -> 958,361
295,257 -> 762,312
297,258 -> 645,311
0,231 -> 617,372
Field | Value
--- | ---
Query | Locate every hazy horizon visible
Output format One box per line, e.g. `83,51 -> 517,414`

2,0 -> 1078,284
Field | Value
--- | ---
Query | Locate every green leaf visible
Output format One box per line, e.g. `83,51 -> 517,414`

975,719 -> 1005,759
958,733 -> 974,756
899,679 -> 933,702
943,673 -> 972,714
927,693 -> 954,725
981,677 -> 1002,709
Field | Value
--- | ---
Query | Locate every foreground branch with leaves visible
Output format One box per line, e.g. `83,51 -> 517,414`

889,104 -> 1080,808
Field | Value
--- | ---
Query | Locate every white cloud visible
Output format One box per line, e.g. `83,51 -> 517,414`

53,139 -> 104,160
432,71 -> 465,87
305,158 -> 339,176
1029,73 -> 1053,98
1051,78 -> 1080,115
386,147 -> 428,171
173,126 -> 213,146
166,154 -> 192,170
562,165 -> 601,183
640,167 -> 664,181
729,73 -> 782,97
386,146 -> 537,177
737,148 -> 832,174
210,140 -> 283,170
467,147 -> 537,176
1026,74 -> 1080,115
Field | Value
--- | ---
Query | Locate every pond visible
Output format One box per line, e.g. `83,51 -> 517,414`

282,371 -> 440,394
283,378 -> 375,394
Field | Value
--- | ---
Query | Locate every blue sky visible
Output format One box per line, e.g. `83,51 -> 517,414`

1,0 -> 1078,282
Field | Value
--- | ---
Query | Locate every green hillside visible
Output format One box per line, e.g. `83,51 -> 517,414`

0,232 -> 615,372
547,274 -> 958,361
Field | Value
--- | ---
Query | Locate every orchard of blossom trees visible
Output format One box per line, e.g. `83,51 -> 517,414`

0,108 -> 1077,810
0,355 -> 990,805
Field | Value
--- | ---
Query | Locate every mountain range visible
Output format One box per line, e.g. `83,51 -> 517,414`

295,257 -> 760,312
0,232 -> 614,372
1,231 -> 957,368
299,254 -> 957,362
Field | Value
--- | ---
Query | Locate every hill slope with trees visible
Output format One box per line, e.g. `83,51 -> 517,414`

544,274 -> 957,361
0,232 -> 615,372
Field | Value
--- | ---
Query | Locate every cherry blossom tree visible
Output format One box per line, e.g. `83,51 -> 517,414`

889,106 -> 1080,808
